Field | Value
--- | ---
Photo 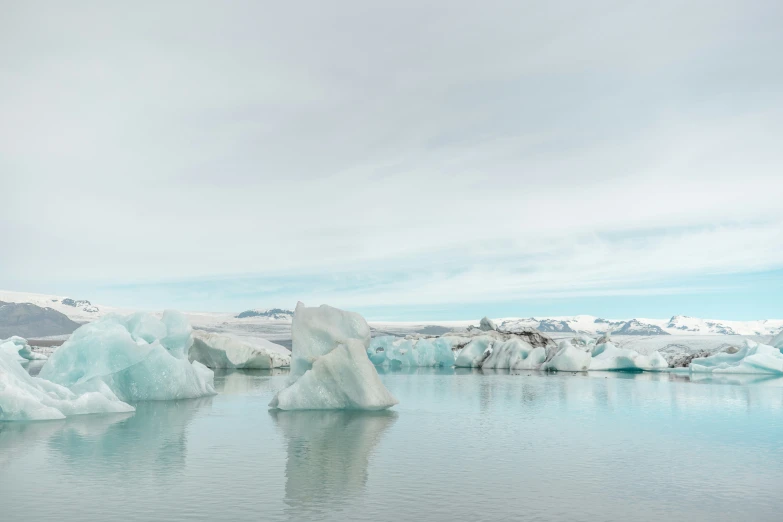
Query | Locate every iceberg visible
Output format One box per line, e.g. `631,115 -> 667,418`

190,331 -> 291,369
689,340 -> 783,374
368,336 -> 455,368
541,341 -> 591,372
454,336 -> 495,368
38,311 -> 216,402
269,303 -> 398,410
588,342 -> 668,371
771,329 -> 783,350
481,338 -> 548,370
0,349 -> 134,421
479,316 -> 498,331
1,336 -> 47,361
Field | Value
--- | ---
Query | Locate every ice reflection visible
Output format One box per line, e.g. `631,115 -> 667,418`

0,398 -> 212,476
270,409 -> 397,517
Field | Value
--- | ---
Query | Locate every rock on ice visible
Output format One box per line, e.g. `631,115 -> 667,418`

38,311 -> 216,401
190,331 -> 291,369
269,303 -> 398,410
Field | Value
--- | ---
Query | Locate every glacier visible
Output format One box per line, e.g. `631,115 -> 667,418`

38,311 -> 216,402
269,303 -> 398,410
0,349 -> 134,421
190,331 -> 291,369
689,340 -> 783,374
1,336 -> 47,362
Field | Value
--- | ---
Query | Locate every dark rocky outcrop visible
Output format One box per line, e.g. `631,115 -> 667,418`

0,303 -> 81,338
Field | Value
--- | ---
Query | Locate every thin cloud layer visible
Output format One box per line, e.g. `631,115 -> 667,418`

1,1 -> 782,315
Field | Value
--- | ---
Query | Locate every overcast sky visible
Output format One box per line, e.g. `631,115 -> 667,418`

2,1 -> 782,319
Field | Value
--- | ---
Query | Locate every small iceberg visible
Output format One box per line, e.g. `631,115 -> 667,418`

269,303 -> 398,410
38,311 -> 216,402
1,336 -> 47,362
190,331 -> 291,369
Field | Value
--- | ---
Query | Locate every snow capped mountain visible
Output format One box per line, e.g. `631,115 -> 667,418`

2,289 -> 783,340
498,315 -> 783,337
612,319 -> 669,336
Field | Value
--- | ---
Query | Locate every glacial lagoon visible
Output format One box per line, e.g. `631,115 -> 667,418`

2,368 -> 782,522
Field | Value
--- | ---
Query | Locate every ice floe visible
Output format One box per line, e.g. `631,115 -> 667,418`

269,303 -> 398,410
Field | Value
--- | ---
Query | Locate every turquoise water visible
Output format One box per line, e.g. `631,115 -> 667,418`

2,369 -> 782,521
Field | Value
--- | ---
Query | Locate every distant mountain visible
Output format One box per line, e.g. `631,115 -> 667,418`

235,308 -> 294,320
613,319 -> 669,336
0,302 -> 82,338
498,315 -> 782,337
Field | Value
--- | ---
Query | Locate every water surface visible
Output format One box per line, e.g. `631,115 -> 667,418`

2,369 -> 782,521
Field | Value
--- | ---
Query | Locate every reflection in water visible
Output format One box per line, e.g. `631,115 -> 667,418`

0,398 -> 212,477
270,409 -> 397,516
213,368 -> 289,394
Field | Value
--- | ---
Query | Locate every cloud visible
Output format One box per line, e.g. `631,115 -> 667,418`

1,1 -> 783,314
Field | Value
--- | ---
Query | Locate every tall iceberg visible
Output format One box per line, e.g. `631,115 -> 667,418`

0,349 -> 134,421
269,303 -> 398,410
190,331 -> 291,369
39,311 -> 216,401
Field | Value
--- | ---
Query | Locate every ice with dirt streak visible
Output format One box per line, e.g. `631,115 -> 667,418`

269,303 -> 397,411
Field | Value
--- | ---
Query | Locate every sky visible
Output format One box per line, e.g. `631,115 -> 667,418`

2,1 -> 783,320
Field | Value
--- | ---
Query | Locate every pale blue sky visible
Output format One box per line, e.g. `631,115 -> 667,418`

2,1 -> 782,319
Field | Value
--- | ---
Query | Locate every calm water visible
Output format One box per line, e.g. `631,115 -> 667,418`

2,369 -> 782,522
